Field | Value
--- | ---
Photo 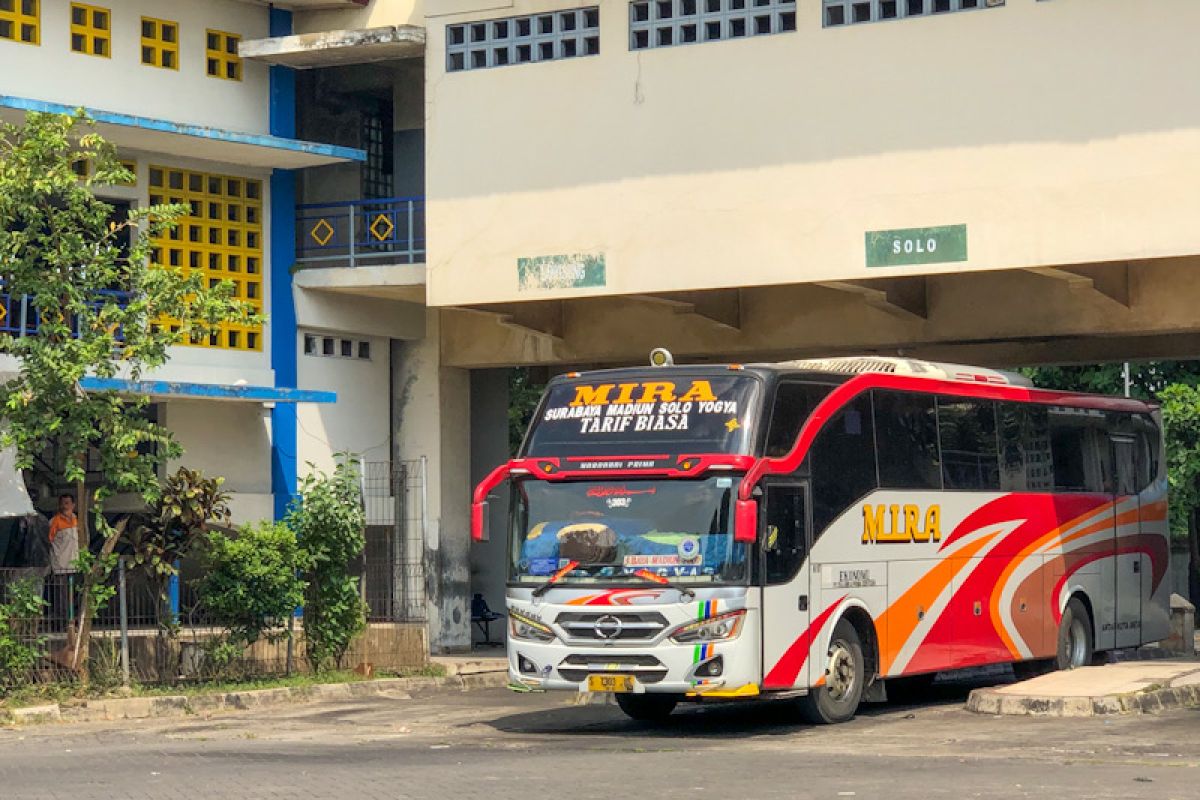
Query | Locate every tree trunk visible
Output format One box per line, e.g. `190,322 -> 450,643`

63,517 -> 126,681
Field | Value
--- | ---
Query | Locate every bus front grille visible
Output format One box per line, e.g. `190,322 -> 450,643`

555,611 -> 669,642
556,654 -> 668,684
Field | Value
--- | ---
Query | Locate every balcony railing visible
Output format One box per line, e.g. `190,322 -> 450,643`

0,289 -> 132,339
296,196 -> 426,269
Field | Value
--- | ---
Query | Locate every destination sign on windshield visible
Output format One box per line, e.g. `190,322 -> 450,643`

523,375 -> 759,458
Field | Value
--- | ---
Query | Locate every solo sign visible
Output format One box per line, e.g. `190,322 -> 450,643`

865,224 -> 967,268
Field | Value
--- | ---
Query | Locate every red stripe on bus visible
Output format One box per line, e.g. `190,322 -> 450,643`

762,595 -> 846,689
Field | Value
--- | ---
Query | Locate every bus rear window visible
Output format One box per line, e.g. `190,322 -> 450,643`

523,375 -> 759,458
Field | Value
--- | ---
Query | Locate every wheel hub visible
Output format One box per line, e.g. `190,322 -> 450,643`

826,639 -> 857,702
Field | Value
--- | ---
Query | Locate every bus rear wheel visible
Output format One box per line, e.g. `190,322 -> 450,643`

1055,597 -> 1094,671
615,693 -> 680,722
798,619 -> 865,725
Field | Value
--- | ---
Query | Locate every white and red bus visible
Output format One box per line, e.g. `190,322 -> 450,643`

472,357 -> 1170,723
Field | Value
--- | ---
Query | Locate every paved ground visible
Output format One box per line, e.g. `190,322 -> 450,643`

991,659 -> 1200,697
2,680 -> 1198,800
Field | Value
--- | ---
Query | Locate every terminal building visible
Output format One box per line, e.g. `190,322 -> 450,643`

3,0 -> 1198,653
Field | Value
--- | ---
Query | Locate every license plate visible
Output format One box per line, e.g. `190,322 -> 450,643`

587,674 -> 636,693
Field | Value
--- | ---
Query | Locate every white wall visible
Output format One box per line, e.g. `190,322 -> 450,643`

165,398 -> 274,525
0,0 -> 270,133
296,330 -> 392,478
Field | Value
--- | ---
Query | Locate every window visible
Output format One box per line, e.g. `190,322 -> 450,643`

303,334 -> 373,361
206,29 -> 242,81
1048,407 -> 1106,493
446,7 -> 600,72
631,0 -> 796,50
810,394 -> 877,536
1132,414 -> 1159,492
141,16 -> 178,69
937,397 -> 1000,491
149,166 -> 263,351
997,403 -> 1052,492
873,390 -> 941,490
765,382 -> 834,457
823,0 -> 1001,27
70,3 -> 108,57
0,0 -> 39,45
763,484 -> 806,585
361,110 -> 393,199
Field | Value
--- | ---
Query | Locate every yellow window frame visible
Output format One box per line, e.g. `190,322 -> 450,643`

70,2 -> 109,58
205,28 -> 242,81
148,165 -> 263,351
140,16 -> 177,69
0,0 -> 39,45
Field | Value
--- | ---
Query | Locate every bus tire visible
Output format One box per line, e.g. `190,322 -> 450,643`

798,619 -> 865,724
615,693 -> 680,722
1055,597 -> 1094,671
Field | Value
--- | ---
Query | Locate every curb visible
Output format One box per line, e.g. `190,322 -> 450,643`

3,671 -> 508,726
966,682 -> 1200,717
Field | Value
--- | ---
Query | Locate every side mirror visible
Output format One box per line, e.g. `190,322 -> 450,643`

734,498 -> 758,544
471,500 -> 490,542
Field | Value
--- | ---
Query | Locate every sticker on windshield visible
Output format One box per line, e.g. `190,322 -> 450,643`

623,555 -> 683,568
528,558 -> 559,575
677,536 -> 701,562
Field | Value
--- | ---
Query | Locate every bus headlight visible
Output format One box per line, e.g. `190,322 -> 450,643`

670,609 -> 746,643
509,610 -> 555,642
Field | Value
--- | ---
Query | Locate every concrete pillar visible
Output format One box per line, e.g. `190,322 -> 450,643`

392,309 -> 472,653
469,369 -> 511,644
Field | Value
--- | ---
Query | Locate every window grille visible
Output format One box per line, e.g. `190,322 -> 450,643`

447,7 -> 600,72
141,16 -> 178,69
70,3 -> 109,57
630,0 -> 796,50
0,0 -> 39,45
823,0 -> 1002,27
206,28 -> 242,80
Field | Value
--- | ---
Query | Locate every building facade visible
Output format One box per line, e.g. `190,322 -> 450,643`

7,0 -> 1200,654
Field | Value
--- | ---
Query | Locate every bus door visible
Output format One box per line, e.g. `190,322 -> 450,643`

760,482 -> 812,689
1110,435 -> 1142,649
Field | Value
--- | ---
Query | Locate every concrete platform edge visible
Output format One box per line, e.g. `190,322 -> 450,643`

2,671 -> 509,727
966,682 -> 1200,717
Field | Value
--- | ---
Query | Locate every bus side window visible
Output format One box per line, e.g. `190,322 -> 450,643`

810,394 -> 877,538
937,397 -> 1000,491
764,485 -> 807,585
1133,414 -> 1158,491
1049,408 -> 1107,493
998,403 -> 1053,492
765,383 -> 835,458
874,391 -> 941,490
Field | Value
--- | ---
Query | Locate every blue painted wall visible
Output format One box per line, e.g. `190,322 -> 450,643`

269,8 -> 299,520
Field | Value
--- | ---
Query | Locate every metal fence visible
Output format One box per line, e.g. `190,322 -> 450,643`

295,197 -> 426,268
359,458 -> 427,624
0,288 -> 133,339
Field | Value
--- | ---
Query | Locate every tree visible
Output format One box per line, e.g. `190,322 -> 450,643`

288,459 -> 368,672
0,111 -> 256,676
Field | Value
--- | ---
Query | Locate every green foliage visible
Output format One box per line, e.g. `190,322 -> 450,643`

0,111 -> 259,509
1024,361 -> 1200,537
197,521 -> 308,653
72,549 -> 119,615
123,467 -> 232,631
509,368 -> 545,456
0,578 -> 47,689
288,458 -> 368,672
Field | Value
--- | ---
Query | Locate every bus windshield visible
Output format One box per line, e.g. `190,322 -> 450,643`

522,374 -> 759,458
509,478 -> 749,585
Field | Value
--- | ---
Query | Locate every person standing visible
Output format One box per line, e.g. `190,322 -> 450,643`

48,493 -> 80,573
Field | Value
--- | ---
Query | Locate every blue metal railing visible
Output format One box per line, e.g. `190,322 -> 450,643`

0,289 -> 133,340
296,196 -> 426,268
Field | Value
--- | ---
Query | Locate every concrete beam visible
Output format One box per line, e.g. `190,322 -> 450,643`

239,25 -> 425,69
1024,263 -> 1131,308
632,290 -> 741,331
815,277 -> 928,321
458,303 -> 566,344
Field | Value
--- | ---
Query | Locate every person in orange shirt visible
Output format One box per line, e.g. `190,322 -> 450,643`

48,493 -> 79,574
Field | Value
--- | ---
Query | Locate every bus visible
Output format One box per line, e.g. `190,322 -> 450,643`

472,356 -> 1170,723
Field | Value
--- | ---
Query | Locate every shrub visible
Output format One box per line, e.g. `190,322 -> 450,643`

0,578 -> 47,689
289,459 -> 368,672
197,522 -> 308,656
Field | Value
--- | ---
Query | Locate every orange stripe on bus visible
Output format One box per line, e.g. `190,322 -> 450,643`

876,531 -> 998,676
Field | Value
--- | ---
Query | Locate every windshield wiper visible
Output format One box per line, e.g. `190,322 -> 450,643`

629,569 -> 696,601
531,560 -> 580,598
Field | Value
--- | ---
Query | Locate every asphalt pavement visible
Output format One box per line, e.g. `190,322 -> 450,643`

1,680 -> 1198,800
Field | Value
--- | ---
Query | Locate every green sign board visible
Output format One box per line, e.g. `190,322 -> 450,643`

865,224 -> 968,268
517,253 -> 607,291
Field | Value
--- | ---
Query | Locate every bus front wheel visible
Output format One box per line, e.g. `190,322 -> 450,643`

1055,597 -> 1094,671
615,693 -> 680,722
798,619 -> 865,725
